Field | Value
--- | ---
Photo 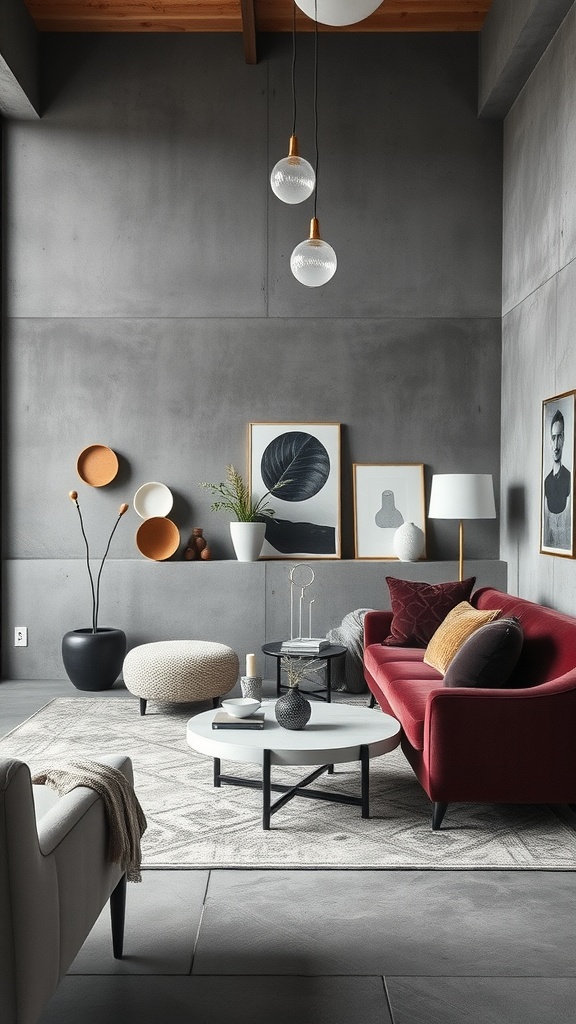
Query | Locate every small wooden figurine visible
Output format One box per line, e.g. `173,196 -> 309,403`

184,527 -> 211,560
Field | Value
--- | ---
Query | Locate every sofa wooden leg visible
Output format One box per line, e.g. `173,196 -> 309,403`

110,873 -> 127,959
432,802 -> 448,830
368,693 -> 376,708
139,698 -> 147,716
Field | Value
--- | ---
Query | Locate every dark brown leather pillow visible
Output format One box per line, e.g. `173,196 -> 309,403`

443,617 -> 524,688
383,576 -> 476,648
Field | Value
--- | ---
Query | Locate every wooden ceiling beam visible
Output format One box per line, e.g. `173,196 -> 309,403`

256,1 -> 492,33
240,0 -> 257,64
24,1 -> 493,35
24,2 -> 245,32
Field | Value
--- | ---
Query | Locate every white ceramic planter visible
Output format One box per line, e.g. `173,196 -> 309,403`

393,522 -> 425,561
230,521 -> 266,561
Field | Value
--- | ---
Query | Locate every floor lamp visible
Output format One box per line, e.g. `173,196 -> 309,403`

428,474 -> 496,581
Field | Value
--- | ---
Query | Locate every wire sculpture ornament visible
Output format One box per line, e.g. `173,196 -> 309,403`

289,563 -> 316,639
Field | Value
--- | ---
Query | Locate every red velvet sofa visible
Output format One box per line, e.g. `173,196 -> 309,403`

363,587 -> 576,829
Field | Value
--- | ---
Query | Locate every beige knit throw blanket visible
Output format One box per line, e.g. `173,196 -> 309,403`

32,759 -> 147,882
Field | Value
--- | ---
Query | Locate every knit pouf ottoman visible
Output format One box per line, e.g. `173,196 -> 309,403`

123,640 -> 239,716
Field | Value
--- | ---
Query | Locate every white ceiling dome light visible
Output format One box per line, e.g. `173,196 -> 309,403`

294,1 -> 383,26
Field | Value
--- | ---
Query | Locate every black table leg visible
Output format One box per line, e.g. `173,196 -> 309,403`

276,659 -> 281,697
213,757 -> 221,788
326,660 -> 332,702
262,749 -> 271,830
360,745 -> 370,818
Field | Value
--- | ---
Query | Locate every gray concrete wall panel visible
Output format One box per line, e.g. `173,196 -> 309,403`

5,35 -> 268,318
268,34 -> 502,319
4,34 -> 502,321
479,0 -> 575,119
503,3 -> 576,314
2,33 -> 504,679
2,558 -> 507,681
501,6 -> 576,613
0,0 -> 39,118
3,315 -> 501,562
2,559 -> 266,680
500,278 -> 556,603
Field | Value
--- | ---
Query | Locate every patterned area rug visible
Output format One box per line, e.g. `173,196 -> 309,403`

2,697 -> 576,870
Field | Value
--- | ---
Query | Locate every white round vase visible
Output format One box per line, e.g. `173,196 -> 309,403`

229,521 -> 266,562
393,522 -> 425,562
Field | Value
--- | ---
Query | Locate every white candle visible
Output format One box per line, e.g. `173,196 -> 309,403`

246,653 -> 256,677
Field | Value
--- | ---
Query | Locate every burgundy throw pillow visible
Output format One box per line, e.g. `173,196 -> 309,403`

443,617 -> 524,688
383,576 -> 476,648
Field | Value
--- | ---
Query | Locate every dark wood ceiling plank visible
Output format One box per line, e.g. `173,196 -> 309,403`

24,0 -> 493,34
240,0 -> 257,64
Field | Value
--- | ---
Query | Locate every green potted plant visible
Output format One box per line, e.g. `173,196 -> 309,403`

200,464 -> 285,561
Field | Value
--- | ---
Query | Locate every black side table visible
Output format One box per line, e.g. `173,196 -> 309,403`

261,642 -> 347,703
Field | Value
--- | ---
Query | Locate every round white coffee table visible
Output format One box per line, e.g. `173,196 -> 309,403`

186,702 -> 401,830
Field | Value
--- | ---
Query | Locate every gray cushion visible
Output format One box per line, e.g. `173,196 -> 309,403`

443,617 -> 523,688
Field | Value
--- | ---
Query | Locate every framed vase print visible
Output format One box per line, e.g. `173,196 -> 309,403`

249,422 -> 341,559
540,390 -> 576,557
353,463 -> 426,559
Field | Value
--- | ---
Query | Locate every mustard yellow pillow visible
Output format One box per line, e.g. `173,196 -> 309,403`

423,601 -> 500,674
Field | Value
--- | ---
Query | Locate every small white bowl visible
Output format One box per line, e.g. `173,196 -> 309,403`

221,697 -> 261,718
133,481 -> 174,519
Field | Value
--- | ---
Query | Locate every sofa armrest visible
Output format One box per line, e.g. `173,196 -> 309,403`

37,787 -> 103,857
36,754 -> 134,856
363,611 -> 393,648
424,680 -> 576,803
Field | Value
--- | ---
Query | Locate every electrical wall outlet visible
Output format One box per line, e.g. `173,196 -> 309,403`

14,627 -> 28,647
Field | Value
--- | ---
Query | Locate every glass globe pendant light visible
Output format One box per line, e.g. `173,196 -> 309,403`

291,4 -> 336,287
291,216 -> 337,287
270,135 -> 315,205
270,2 -> 315,205
295,0 -> 382,26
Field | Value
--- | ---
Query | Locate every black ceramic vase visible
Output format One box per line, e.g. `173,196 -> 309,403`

62,628 -> 127,691
275,684 -> 311,731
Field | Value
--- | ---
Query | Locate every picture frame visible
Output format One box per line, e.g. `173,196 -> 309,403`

540,390 -> 576,558
249,422 -> 341,559
353,463 -> 426,560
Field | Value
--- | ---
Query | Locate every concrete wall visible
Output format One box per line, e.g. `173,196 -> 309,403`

478,0 -> 575,118
5,559 -> 507,682
500,4 -> 576,609
0,0 -> 39,119
1,32 -> 504,679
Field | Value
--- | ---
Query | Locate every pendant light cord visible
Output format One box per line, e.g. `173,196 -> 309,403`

291,1 -> 297,137
313,1 -> 319,219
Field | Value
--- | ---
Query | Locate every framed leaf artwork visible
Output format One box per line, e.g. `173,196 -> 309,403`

248,422 -> 341,559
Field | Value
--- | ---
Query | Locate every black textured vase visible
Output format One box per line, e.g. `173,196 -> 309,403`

62,628 -> 126,692
275,684 -> 311,731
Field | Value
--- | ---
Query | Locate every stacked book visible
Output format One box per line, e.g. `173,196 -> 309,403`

280,638 -> 331,655
212,711 -> 264,730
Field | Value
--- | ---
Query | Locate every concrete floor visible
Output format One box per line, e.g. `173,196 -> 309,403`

3,679 -> 576,1024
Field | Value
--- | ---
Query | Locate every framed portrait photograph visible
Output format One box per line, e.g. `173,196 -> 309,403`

249,422 -> 341,559
540,390 -> 576,557
353,463 -> 426,560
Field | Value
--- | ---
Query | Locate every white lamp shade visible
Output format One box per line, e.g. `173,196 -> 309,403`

295,1 -> 382,26
428,474 -> 496,520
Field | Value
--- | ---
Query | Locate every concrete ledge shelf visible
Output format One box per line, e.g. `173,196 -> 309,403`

3,559 -> 506,681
